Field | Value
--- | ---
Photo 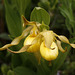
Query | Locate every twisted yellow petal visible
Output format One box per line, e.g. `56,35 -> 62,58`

54,33 -> 75,48
7,45 -> 31,53
70,44 -> 75,48
0,26 -> 33,51
22,15 -> 36,27
56,40 -> 67,53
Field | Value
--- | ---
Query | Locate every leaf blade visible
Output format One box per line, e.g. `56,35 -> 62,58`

30,7 -> 50,25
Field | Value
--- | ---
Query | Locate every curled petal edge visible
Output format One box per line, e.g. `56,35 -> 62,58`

22,15 -> 36,27
7,45 -> 31,53
56,40 -> 67,53
54,33 -> 75,48
0,26 -> 33,51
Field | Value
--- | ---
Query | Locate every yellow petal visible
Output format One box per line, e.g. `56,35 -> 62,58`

31,34 -> 42,45
56,40 -> 67,53
24,35 -> 41,52
22,15 -> 36,27
54,33 -> 75,48
30,26 -> 39,37
57,35 -> 69,44
0,26 -> 33,51
70,44 -> 75,48
40,31 -> 54,49
40,42 -> 58,61
21,26 -> 33,38
0,44 -> 12,50
7,45 -> 31,53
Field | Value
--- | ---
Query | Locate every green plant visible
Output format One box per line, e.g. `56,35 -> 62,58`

0,0 -> 75,75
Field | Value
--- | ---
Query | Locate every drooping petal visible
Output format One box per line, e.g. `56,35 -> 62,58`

40,31 -> 55,49
21,26 -> 33,38
0,26 -> 33,51
0,44 -> 13,50
54,33 -> 75,48
56,40 -> 67,53
57,35 -> 69,44
7,45 -> 31,53
70,44 -> 75,48
22,15 -> 36,27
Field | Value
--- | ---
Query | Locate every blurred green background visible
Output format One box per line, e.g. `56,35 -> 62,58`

0,0 -> 75,75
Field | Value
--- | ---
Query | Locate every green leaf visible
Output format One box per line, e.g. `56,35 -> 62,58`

1,64 -> 9,75
4,0 -> 32,70
4,0 -> 31,37
38,0 -> 50,11
49,0 -> 58,10
70,62 -> 75,69
13,66 -> 36,75
11,54 -> 22,68
4,0 -> 22,37
11,0 -> 31,15
59,0 -> 75,36
19,52 -> 38,67
7,70 -> 15,75
0,33 -> 10,40
30,7 -> 50,25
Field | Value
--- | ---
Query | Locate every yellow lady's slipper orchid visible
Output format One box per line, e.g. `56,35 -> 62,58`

33,30 -> 75,61
0,16 -> 75,62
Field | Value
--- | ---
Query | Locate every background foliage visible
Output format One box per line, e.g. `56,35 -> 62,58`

0,0 -> 75,75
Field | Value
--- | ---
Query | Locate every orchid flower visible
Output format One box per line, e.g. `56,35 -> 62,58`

0,16 -> 75,62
